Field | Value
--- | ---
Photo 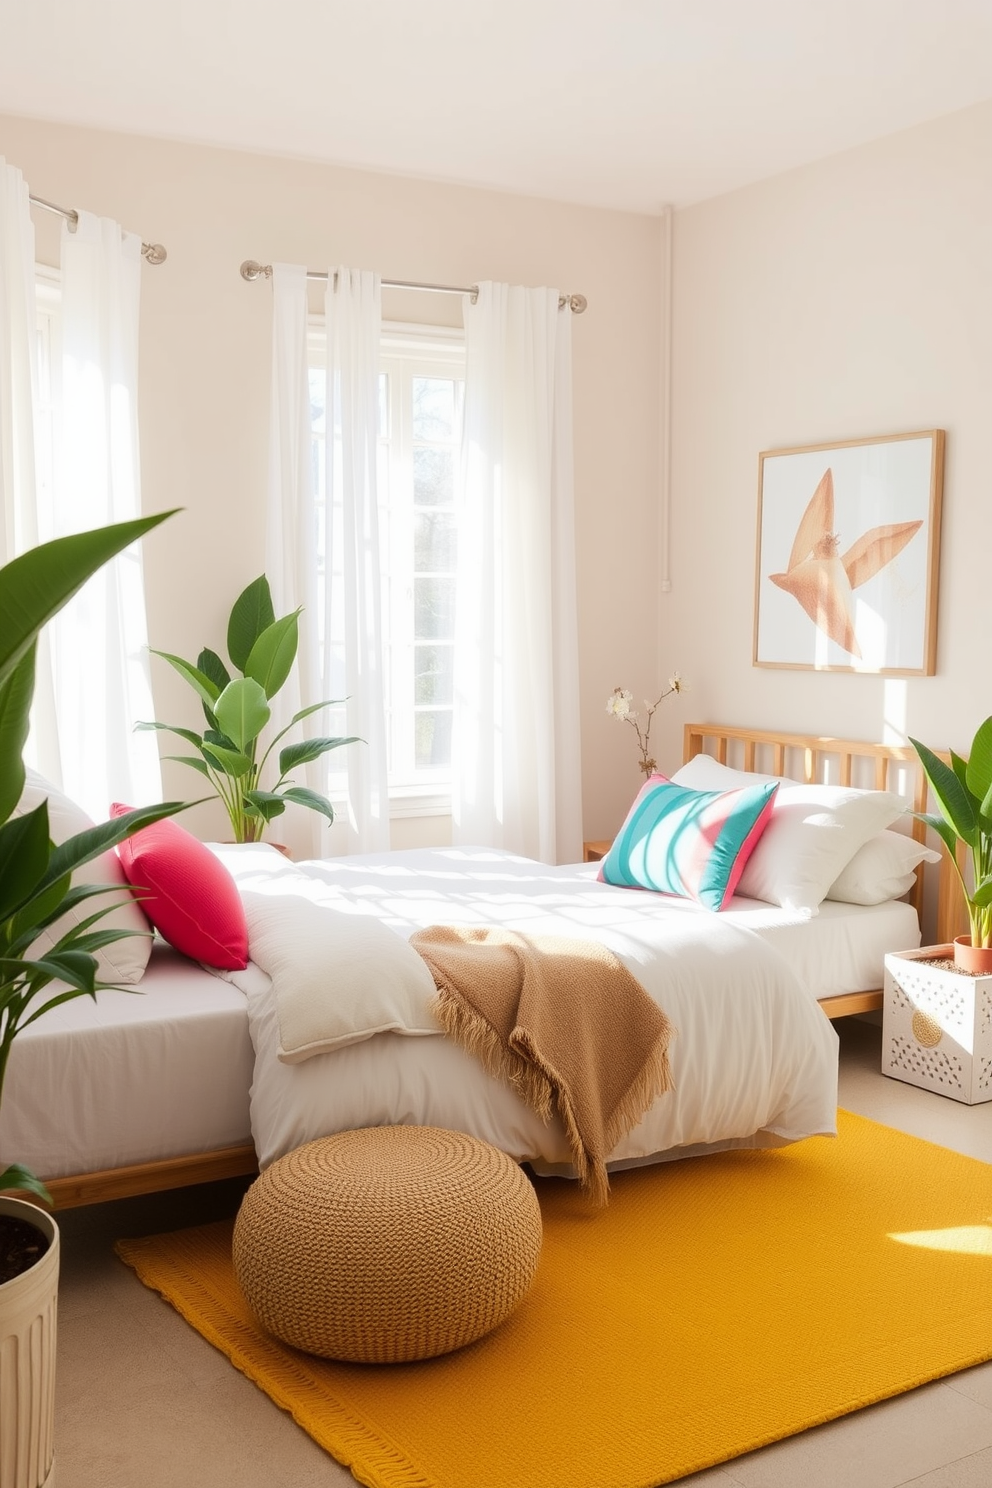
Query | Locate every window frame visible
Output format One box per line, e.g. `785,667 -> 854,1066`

307,318 -> 465,820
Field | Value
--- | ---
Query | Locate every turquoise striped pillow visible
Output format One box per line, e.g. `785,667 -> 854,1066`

599,775 -> 779,911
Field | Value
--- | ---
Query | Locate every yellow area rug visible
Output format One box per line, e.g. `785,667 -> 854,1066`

116,1111 -> 992,1488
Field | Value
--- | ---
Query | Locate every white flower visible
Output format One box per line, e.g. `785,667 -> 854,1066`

606,687 -> 634,719
668,673 -> 684,693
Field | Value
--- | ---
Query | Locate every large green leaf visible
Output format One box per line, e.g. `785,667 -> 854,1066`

244,612 -> 300,700
0,512 -> 177,692
150,651 -> 221,711
909,738 -> 978,847
201,741 -> 253,778
280,784 -> 335,823
913,810 -> 960,861
214,677 -> 270,754
289,699 -> 345,728
279,735 -> 360,774
198,648 -> 232,728
0,1164 -> 51,1202
197,647 -> 231,693
0,950 -> 98,994
972,876 -> 992,909
0,804 -> 51,924
134,720 -> 205,750
9,871 -> 71,949
163,754 -> 213,778
0,644 -> 35,822
227,577 -> 275,673
243,790 -> 287,822
33,803 -> 190,905
966,716 -> 992,806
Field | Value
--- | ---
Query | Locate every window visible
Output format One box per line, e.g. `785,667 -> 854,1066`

308,324 -> 465,810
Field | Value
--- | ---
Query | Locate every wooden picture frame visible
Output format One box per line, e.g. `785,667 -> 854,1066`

753,430 -> 944,675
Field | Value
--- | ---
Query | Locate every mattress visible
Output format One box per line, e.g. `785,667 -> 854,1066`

0,943 -> 254,1181
0,846 -> 919,1183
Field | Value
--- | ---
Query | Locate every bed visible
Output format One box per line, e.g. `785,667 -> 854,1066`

1,723 -> 962,1208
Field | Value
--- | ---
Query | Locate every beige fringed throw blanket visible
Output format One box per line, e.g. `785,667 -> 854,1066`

409,926 -> 676,1206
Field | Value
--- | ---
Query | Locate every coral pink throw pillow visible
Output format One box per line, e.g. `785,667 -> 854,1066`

112,805 -> 249,970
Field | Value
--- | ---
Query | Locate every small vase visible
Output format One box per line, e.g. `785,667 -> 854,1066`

952,935 -> 992,974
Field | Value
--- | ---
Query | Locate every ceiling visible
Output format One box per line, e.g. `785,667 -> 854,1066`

2,0 -> 991,213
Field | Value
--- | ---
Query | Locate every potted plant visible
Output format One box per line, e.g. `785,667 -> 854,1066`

910,718 -> 992,973
139,575 -> 358,845
1,512 -> 186,1488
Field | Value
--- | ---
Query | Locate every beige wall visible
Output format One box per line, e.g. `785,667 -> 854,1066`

0,113 -> 664,848
6,98 -> 987,852
657,98 -> 992,780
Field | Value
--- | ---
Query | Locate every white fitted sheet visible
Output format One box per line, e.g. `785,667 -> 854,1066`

0,847 -> 920,1183
0,943 -> 254,1181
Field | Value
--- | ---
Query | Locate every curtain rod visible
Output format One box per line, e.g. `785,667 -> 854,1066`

239,259 -> 587,313
29,193 -> 168,265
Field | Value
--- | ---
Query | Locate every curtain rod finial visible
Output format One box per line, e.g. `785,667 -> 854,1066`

240,259 -> 270,281
142,243 -> 167,266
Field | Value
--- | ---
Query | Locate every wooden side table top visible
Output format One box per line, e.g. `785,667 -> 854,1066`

582,839 -> 613,863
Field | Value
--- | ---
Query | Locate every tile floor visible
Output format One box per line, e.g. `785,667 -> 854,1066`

49,1018 -> 992,1488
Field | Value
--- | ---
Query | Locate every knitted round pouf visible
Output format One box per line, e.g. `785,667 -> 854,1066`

232,1126 -> 543,1363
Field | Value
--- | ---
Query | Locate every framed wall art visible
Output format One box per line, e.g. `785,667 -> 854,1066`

753,429 -> 944,675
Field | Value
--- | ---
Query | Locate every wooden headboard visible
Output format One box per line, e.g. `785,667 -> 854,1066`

683,722 -> 965,963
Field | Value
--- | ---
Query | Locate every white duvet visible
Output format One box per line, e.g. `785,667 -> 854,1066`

212,844 -> 840,1176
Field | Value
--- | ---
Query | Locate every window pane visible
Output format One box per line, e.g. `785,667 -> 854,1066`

413,447 -> 454,506
415,710 -> 453,770
414,511 -> 457,573
415,644 -> 454,705
414,576 -> 455,639
412,377 -> 455,439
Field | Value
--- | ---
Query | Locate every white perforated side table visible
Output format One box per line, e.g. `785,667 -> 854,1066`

882,945 -> 992,1105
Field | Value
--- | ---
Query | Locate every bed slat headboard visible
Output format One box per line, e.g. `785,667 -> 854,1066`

683,722 -> 964,949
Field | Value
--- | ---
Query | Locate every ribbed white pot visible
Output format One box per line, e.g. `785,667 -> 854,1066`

0,1198 -> 58,1488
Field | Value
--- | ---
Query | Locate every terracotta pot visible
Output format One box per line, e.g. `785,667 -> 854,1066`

953,935 -> 992,974
0,1197 -> 59,1488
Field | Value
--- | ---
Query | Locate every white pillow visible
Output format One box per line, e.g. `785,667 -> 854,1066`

825,829 -> 941,906
11,769 -> 152,984
670,755 -> 907,912
235,890 -> 441,1063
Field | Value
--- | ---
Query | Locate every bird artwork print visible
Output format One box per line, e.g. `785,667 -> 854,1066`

768,467 -> 922,659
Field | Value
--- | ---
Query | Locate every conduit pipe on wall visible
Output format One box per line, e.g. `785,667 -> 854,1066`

659,203 -> 672,597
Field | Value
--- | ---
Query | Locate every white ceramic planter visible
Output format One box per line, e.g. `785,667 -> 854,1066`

0,1198 -> 58,1488
882,945 -> 992,1105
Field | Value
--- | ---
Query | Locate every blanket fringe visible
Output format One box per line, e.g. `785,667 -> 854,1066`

432,989 -> 674,1208
431,991 -> 556,1125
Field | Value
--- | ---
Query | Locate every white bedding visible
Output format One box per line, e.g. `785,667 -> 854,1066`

0,844 -> 921,1185
212,845 -> 844,1174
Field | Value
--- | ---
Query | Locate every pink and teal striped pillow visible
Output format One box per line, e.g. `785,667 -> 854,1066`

598,775 -> 779,911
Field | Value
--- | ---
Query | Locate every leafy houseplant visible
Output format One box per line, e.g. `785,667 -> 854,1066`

141,575 -> 358,844
0,512 -> 189,1488
0,513 -> 186,1205
910,717 -> 992,968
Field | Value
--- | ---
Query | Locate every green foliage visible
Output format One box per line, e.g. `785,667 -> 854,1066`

911,718 -> 992,949
0,513 -> 187,1200
142,576 -> 359,843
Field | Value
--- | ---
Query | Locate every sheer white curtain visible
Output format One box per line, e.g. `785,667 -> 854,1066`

266,264 -> 390,855
265,263 -> 324,860
453,282 -> 582,863
0,159 -> 39,566
0,159 -> 63,785
49,211 -> 161,817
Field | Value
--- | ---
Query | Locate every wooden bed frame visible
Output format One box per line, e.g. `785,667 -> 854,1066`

38,722 -> 964,1210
